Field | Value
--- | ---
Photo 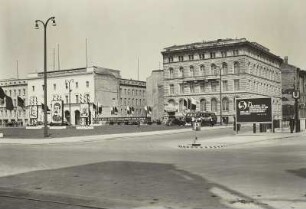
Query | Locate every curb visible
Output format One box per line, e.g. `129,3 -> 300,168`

0,126 -> 232,145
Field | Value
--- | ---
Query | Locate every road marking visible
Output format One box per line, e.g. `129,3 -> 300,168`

170,170 -> 194,181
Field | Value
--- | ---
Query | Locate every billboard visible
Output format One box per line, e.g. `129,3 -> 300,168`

29,105 -> 38,119
80,103 -> 89,118
51,100 -> 63,124
236,98 -> 272,123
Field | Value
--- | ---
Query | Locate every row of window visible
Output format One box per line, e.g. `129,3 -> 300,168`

32,81 -> 90,92
119,98 -> 145,106
0,109 -> 26,117
167,50 -> 239,63
4,89 -> 26,97
62,94 -> 90,104
167,62 -> 280,81
118,108 -> 145,116
248,62 -> 280,81
167,62 -> 241,79
120,88 -> 146,97
248,80 -> 281,95
168,80 -> 241,95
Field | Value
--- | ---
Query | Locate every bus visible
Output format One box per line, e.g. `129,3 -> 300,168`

185,111 -> 217,126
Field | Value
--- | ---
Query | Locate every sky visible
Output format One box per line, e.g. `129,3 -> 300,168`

1,0 -> 306,81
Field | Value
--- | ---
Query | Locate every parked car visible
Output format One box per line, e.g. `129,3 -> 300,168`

185,111 -> 217,126
166,118 -> 185,126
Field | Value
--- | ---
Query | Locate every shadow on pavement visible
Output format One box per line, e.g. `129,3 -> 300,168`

0,161 -> 275,209
287,168 -> 306,179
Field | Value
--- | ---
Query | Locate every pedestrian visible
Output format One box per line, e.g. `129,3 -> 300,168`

289,118 -> 295,133
210,117 -> 214,127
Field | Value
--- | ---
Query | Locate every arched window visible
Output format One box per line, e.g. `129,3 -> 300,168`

200,65 -> 205,76
168,99 -> 175,107
211,64 -> 217,75
222,62 -> 228,75
211,98 -> 218,112
169,68 -> 174,79
190,66 -> 195,77
222,97 -> 229,111
200,99 -> 206,111
234,62 -> 240,74
179,67 -> 184,78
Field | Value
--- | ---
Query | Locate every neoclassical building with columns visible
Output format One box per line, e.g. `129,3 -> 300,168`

161,38 -> 283,123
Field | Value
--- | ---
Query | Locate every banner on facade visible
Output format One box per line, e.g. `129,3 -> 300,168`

236,98 -> 272,123
51,100 -> 63,124
80,103 -> 89,118
29,105 -> 38,119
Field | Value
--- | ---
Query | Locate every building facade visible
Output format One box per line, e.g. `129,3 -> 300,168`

26,66 -> 146,126
281,57 -> 306,120
0,79 -> 28,126
146,70 -> 164,120
161,38 -> 283,123
119,79 -> 146,117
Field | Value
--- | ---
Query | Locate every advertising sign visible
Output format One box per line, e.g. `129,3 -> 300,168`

80,103 -> 89,118
51,100 -> 63,124
29,105 -> 38,119
236,98 -> 272,123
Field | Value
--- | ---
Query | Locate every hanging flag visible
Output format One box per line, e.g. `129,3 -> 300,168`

184,99 -> 187,107
98,106 -> 102,114
17,96 -> 25,108
5,96 -> 14,110
187,98 -> 191,109
93,103 -> 96,109
191,98 -> 197,110
0,87 -> 6,99
130,107 -> 134,114
41,103 -> 50,111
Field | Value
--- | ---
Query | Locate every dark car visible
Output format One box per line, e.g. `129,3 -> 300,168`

166,118 -> 185,126
185,111 -> 217,126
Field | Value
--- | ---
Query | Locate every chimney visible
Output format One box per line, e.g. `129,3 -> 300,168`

284,56 -> 288,64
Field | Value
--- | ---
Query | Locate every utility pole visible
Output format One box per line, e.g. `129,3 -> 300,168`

86,38 -> 88,68
57,43 -> 61,70
16,60 -> 19,79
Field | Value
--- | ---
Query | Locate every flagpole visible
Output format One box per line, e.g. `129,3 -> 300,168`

86,38 -> 88,68
57,43 -> 61,70
16,60 -> 19,79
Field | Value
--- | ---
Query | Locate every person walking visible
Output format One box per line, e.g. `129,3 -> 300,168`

289,118 -> 295,133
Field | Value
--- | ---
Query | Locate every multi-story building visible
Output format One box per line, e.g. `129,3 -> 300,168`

0,78 -> 28,126
26,66 -> 146,125
146,69 -> 164,120
281,56 -> 306,120
161,38 -> 283,123
119,79 -> 146,117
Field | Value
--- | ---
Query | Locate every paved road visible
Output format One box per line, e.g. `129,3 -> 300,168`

0,127 -> 305,209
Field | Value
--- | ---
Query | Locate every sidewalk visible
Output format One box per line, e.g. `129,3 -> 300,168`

178,131 -> 305,149
0,125 -> 232,145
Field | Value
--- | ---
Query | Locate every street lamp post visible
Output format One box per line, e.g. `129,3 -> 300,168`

35,17 -> 56,137
65,79 -> 74,125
